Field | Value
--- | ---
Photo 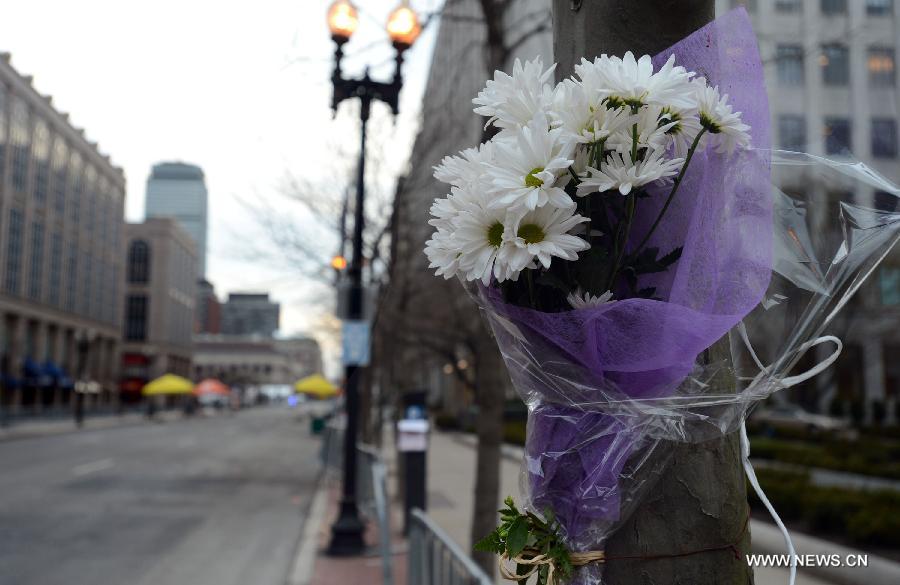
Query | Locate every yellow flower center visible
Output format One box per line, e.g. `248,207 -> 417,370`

487,221 -> 504,248
517,223 -> 545,244
525,167 -> 545,188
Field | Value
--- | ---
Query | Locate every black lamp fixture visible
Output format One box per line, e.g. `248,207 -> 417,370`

325,0 -> 421,557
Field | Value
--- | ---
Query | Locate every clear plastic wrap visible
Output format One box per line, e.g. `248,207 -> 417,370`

468,151 -> 899,584
458,9 -> 900,585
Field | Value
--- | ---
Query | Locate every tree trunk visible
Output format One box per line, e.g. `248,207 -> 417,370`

470,334 -> 507,577
552,2 -> 754,584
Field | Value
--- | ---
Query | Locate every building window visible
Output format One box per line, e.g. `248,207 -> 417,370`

874,190 -> 900,212
10,98 -> 30,193
872,118 -> 898,158
51,138 -> 68,215
4,209 -> 24,295
32,121 -> 50,205
125,295 -> 148,341
82,254 -> 92,315
821,44 -> 850,86
731,0 -> 756,11
881,267 -> 900,305
867,0 -> 893,16
49,233 -> 62,307
776,45 -> 805,86
0,84 -> 6,185
128,240 -> 151,283
28,222 -> 44,301
868,47 -> 896,87
776,0 -> 801,12
821,0 -> 846,14
778,115 -> 807,150
65,249 -> 77,312
824,118 -> 851,154
70,153 -> 83,225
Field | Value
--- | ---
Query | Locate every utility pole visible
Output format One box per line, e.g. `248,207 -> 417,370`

552,2 -> 754,584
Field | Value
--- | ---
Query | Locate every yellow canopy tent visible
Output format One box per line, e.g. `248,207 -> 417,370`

142,374 -> 194,396
294,374 -> 339,399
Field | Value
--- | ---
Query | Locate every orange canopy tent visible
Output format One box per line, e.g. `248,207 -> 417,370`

193,378 -> 230,397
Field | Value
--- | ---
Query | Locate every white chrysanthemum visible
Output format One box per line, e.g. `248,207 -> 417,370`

488,113 -> 575,211
428,186 -> 480,231
424,227 -> 462,280
659,106 -> 703,158
577,148 -> 684,196
567,289 -> 615,309
433,142 -> 495,189
552,79 -> 634,148
473,57 -> 555,134
692,78 -> 751,154
606,104 -> 676,156
578,53 -> 695,109
452,203 -> 518,286
502,205 -> 589,273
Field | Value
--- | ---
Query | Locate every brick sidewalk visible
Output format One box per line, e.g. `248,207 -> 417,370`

307,477 -> 408,585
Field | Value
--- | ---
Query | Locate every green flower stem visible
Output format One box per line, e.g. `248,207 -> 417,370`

526,269 -> 536,309
607,191 -> 637,292
631,128 -> 707,258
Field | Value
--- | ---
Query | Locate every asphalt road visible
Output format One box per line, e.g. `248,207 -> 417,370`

0,407 -> 321,585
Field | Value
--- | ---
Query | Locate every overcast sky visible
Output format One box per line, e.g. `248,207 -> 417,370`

1,0 -> 440,369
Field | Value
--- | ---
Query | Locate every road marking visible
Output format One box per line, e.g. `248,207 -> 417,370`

71,458 -> 115,476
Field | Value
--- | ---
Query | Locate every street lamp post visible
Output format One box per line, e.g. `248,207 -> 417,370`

74,329 -> 94,428
325,0 -> 421,556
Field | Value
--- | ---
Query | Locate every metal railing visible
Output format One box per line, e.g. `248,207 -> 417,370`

319,424 -> 395,585
408,508 -> 493,585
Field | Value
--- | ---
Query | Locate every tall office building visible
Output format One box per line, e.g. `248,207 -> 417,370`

145,162 -> 208,277
220,293 -> 280,337
0,53 -> 125,411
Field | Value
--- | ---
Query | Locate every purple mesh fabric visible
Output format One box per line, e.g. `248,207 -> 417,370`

481,8 -> 772,548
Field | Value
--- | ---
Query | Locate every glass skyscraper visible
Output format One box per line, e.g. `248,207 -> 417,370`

145,161 -> 208,277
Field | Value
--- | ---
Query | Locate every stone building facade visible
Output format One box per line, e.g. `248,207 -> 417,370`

726,0 -> 900,422
0,53 -> 125,412
119,218 -> 196,402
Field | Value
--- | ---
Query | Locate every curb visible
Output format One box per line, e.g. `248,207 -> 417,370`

286,473 -> 330,585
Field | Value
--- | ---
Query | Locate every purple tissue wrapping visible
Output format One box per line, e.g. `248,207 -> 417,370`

480,7 -> 772,549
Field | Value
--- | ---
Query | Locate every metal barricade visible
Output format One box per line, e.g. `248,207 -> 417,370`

408,508 -> 493,585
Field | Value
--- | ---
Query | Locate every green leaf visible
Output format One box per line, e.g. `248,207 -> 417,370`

658,246 -> 683,267
506,516 -> 529,558
474,530 -> 504,554
576,247 -> 611,295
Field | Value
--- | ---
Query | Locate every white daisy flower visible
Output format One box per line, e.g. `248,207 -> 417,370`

433,142 -> 495,189
428,185 -> 479,231
502,205 -> 589,274
692,78 -> 751,154
473,57 -> 555,135
578,52 -> 695,109
659,105 -> 703,158
487,113 -> 575,211
577,148 -> 684,197
424,227 -> 462,280
552,79 -> 634,148
606,104 -> 676,156
567,289 -> 615,309
452,203 -> 517,286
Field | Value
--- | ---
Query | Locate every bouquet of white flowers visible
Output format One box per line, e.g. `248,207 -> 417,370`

424,8 -> 900,585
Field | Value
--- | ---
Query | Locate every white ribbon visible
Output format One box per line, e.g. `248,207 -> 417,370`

736,323 -> 843,585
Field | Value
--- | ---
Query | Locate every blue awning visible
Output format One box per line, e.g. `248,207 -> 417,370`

43,361 -> 64,379
1,374 -> 21,389
22,357 -> 42,378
